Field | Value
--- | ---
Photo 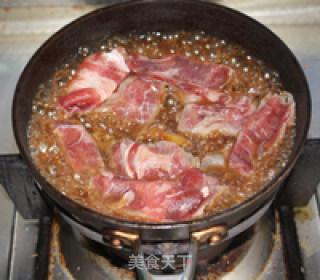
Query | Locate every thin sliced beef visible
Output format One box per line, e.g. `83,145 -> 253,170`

111,139 -> 194,180
170,168 -> 228,220
96,76 -> 165,124
53,121 -> 105,172
229,92 -> 295,175
178,97 -> 254,136
128,54 -> 233,103
59,47 -> 129,115
92,168 -> 227,221
92,174 -> 177,220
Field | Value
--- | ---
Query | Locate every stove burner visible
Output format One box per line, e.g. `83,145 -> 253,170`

48,210 -> 280,279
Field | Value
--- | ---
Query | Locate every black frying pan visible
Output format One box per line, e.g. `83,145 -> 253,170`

12,1 -> 311,278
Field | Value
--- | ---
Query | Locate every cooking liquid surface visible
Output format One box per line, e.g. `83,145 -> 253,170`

28,31 -> 295,221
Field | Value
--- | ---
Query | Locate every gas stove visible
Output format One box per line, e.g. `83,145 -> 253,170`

1,1 -> 320,280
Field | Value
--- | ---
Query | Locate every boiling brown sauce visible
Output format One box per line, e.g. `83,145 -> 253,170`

28,31 -> 295,221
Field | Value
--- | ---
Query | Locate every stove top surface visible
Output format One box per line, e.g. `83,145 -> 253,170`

0,1 -> 320,279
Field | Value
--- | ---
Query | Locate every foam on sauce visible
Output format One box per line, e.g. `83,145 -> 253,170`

28,31 -> 295,221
